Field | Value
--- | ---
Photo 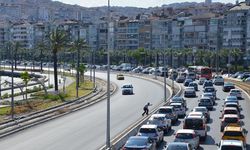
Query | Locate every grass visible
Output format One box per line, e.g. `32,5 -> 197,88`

64,80 -> 94,99
0,79 -> 94,122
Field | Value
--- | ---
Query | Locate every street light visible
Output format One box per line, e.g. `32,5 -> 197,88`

163,52 -> 167,102
106,0 -> 111,149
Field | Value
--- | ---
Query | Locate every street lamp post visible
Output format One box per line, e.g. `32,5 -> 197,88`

171,49 -> 175,96
10,43 -> 15,119
106,0 -> 111,149
163,52 -> 167,102
93,49 -> 96,91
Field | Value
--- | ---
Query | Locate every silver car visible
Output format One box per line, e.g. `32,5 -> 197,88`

174,129 -> 200,149
147,114 -> 171,133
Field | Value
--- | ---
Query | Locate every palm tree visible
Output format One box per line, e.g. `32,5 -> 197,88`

69,38 -> 88,88
230,48 -> 242,72
13,42 -> 20,70
49,27 -> 68,92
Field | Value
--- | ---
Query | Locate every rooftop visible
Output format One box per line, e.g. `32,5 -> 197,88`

229,2 -> 250,11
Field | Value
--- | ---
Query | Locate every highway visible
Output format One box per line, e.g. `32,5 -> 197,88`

162,81 -> 250,149
0,72 -> 167,150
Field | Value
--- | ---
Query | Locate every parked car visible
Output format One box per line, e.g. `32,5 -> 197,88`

170,102 -> 186,118
137,124 -> 164,146
174,129 -> 199,150
165,142 -> 192,150
213,75 -> 224,85
198,77 -> 206,85
183,115 -> 207,140
220,114 -> 241,132
188,82 -> 198,91
184,87 -> 196,97
198,97 -> 213,110
223,82 -> 235,92
217,140 -> 246,150
147,114 -> 171,133
157,106 -> 178,124
122,136 -> 156,150
121,84 -> 133,95
192,107 -> 210,122
229,89 -> 242,99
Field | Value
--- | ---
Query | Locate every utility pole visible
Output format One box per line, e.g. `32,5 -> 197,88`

106,0 -> 111,149
171,49 -> 174,97
76,29 -> 80,98
10,43 -> 14,119
163,52 -> 167,102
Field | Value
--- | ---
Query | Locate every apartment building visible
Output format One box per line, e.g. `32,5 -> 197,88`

11,21 -> 34,49
116,19 -> 139,50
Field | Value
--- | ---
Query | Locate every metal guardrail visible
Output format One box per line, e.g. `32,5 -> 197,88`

100,73 -> 183,150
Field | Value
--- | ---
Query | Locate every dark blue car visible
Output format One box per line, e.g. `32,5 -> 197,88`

122,136 -> 156,150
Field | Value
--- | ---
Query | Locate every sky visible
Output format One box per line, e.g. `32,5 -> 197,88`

53,0 -> 241,8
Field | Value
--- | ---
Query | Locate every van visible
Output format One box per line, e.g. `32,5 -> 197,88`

183,116 -> 207,140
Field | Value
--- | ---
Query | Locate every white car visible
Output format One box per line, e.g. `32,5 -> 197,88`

217,140 -> 246,150
170,102 -> 186,118
174,129 -> 200,150
121,84 -> 133,95
137,124 -> 164,146
188,112 -> 206,123
147,114 -> 171,133
183,116 -> 207,140
213,75 -> 224,85
229,89 -> 242,99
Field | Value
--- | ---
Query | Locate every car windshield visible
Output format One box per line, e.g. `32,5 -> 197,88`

201,69 -> 211,74
224,118 -> 238,123
185,119 -> 203,130
200,99 -> 211,103
139,128 -> 156,134
224,131 -> 243,137
148,119 -> 161,125
224,110 -> 238,114
194,108 -> 206,112
176,133 -> 194,139
167,144 -> 188,150
172,105 -> 181,108
221,146 -> 242,150
126,138 -> 147,147
158,108 -> 172,113
122,85 -> 132,88
205,88 -> 215,92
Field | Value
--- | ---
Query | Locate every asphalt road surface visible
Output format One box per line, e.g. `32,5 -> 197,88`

0,72 -> 167,150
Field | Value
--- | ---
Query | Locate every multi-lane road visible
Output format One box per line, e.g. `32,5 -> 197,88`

0,72 -> 168,150
162,80 -> 250,149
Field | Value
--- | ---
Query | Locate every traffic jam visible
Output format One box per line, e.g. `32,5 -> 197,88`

120,66 -> 248,150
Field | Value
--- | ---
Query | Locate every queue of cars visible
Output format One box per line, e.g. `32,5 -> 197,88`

117,68 -> 248,150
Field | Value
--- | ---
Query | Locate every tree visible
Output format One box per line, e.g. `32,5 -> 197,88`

49,27 -> 68,92
230,48 -> 242,72
20,71 -> 30,100
13,42 -> 20,70
78,63 -> 87,83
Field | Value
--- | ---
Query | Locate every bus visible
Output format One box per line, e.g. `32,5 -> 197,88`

188,66 -> 212,80
196,66 -> 212,80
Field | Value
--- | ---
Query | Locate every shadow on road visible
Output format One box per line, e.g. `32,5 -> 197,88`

202,135 -> 216,145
